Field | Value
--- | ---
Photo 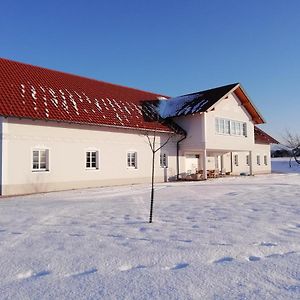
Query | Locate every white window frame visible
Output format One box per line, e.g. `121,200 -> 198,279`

32,149 -> 49,172
215,117 -> 247,137
86,150 -> 99,170
160,152 -> 168,168
127,151 -> 137,168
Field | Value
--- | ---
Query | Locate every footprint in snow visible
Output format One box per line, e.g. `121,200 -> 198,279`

70,268 -> 98,277
171,263 -> 189,270
119,264 -> 146,272
248,256 -> 261,262
119,264 -> 133,271
164,263 -> 189,270
69,233 -> 85,237
177,239 -> 192,243
260,242 -> 277,247
214,257 -> 234,264
139,227 -> 147,232
225,192 -> 239,196
11,232 -> 23,235
17,270 -> 50,279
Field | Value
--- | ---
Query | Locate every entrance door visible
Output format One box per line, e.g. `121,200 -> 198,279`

185,154 -> 200,174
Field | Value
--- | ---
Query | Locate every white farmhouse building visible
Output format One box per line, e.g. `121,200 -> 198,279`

0,58 -> 278,195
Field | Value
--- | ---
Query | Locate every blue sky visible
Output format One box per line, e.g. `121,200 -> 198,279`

1,0 -> 300,142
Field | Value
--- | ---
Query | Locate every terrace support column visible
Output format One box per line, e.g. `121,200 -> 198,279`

249,150 -> 253,175
221,154 -> 224,173
203,149 -> 207,180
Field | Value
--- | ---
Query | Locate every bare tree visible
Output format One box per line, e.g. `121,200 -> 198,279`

140,100 -> 186,223
282,129 -> 300,148
145,130 -> 173,223
282,129 -> 300,166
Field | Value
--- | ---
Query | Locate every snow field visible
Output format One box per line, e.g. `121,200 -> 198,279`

0,159 -> 299,299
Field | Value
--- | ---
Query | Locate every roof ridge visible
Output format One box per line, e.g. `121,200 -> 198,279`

179,83 -> 239,97
0,57 -> 176,133
0,57 -> 167,98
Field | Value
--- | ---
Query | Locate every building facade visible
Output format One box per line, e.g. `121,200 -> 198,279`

0,58 -> 277,195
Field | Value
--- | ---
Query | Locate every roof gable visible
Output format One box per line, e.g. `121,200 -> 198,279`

159,83 -> 238,118
158,83 -> 265,125
0,58 -> 175,133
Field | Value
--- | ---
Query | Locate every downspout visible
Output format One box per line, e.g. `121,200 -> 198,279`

176,134 -> 187,180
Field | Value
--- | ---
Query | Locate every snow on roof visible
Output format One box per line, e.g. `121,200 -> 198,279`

158,83 -> 265,125
158,84 -> 238,118
0,58 -> 175,133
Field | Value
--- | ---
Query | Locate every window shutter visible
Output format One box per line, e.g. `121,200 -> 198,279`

46,149 -> 50,171
243,123 -> 247,137
96,151 -> 100,169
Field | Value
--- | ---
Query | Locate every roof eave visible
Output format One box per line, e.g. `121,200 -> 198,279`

234,83 -> 266,124
0,115 -> 177,135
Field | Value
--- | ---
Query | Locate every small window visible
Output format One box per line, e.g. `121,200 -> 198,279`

86,151 -> 99,169
32,149 -> 49,171
160,152 -> 168,168
264,155 -> 268,165
246,155 -> 250,166
242,123 -> 247,137
257,155 -> 261,166
234,154 -> 239,166
127,152 -> 137,168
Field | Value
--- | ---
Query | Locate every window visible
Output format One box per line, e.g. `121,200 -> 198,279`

225,120 -> 230,134
257,155 -> 261,166
32,149 -> 49,171
234,154 -> 239,166
242,123 -> 247,137
215,118 -> 247,137
264,155 -> 268,165
86,151 -> 99,169
236,122 -> 241,136
127,152 -> 137,168
160,152 -> 168,168
231,120 -> 236,135
246,155 -> 250,166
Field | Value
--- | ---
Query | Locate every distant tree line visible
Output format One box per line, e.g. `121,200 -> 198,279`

271,149 -> 291,158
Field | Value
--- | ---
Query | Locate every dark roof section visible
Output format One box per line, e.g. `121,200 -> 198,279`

159,83 -> 238,118
141,101 -> 187,136
254,126 -> 279,144
0,58 -> 180,133
159,83 -> 265,125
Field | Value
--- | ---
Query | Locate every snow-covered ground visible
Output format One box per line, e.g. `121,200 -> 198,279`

272,156 -> 300,174
0,159 -> 299,299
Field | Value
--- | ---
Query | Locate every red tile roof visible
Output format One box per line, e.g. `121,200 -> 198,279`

0,58 -> 174,133
254,126 -> 279,144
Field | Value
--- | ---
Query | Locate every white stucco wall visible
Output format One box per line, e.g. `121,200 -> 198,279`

170,92 -> 271,176
1,118 -> 179,195
173,114 -> 205,151
0,117 -> 3,194
206,93 -> 255,151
